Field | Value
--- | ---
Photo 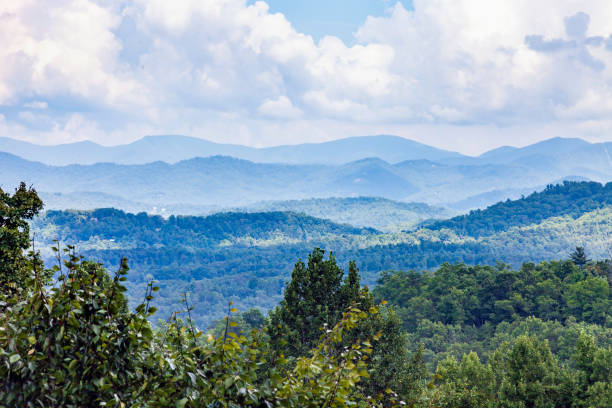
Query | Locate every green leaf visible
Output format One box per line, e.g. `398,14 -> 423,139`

224,377 -> 234,388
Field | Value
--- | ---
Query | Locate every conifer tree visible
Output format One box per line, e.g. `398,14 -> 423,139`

267,248 -> 348,357
267,248 -> 420,403
570,246 -> 590,267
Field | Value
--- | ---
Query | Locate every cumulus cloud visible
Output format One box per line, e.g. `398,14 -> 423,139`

2,0 -> 612,153
0,0 -> 146,108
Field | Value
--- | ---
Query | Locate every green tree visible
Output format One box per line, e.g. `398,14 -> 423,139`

207,307 -> 266,338
0,182 -> 43,290
267,248 -> 418,403
489,335 -> 576,408
354,305 -> 426,404
432,352 -> 495,408
570,246 -> 589,267
564,276 -> 611,325
0,252 -> 156,406
573,331 -> 612,408
267,248 -> 350,357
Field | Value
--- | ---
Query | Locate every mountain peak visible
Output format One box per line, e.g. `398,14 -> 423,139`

478,136 -> 591,163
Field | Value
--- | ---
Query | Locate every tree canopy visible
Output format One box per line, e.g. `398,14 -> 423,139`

0,182 -> 43,290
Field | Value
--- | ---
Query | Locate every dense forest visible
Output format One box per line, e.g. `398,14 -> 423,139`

429,181 -> 612,237
30,181 -> 612,328
373,260 -> 612,368
2,183 -> 611,406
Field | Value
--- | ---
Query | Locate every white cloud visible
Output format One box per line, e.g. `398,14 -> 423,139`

2,0 -> 612,151
0,0 -> 147,108
355,1 -> 612,124
257,96 -> 302,119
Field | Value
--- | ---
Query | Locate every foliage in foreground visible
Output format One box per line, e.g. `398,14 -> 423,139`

3,249 -> 610,408
0,250 -> 395,407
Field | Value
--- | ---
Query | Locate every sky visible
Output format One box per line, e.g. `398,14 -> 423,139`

2,0 -> 612,155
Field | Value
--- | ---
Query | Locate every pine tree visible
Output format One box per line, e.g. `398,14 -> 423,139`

267,248 -> 419,403
267,248 -> 348,357
570,246 -> 590,267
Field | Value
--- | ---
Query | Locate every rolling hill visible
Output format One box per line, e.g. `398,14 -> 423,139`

0,153 -> 423,208
30,181 -> 612,328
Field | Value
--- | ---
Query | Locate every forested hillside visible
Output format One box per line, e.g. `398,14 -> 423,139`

30,181 -> 612,328
37,208 -> 373,249
430,181 -> 612,237
374,260 -> 612,367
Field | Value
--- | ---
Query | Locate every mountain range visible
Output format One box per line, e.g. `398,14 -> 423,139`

0,134 -> 463,166
2,135 -> 612,212
3,134 -> 612,171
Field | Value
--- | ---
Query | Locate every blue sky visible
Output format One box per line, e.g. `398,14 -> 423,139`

2,1 -> 612,154
257,0 -> 412,43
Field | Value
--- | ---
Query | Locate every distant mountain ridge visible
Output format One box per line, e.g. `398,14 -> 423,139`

2,139 -> 612,212
0,134 -> 464,166
476,137 -> 591,162
3,135 -> 612,171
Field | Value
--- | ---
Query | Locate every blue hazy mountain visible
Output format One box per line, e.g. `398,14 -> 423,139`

0,134 -> 464,166
447,137 -> 612,177
3,142 -> 611,213
4,136 -> 612,195
476,137 -> 591,163
0,153 -> 418,208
